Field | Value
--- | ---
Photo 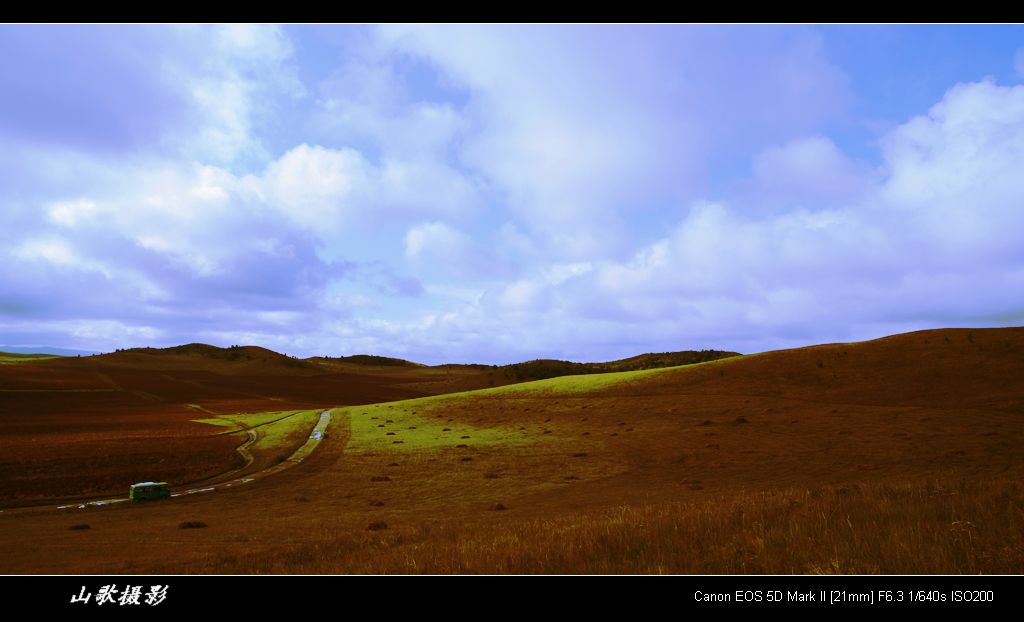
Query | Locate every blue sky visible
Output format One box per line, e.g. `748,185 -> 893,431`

1,24 -> 1023,363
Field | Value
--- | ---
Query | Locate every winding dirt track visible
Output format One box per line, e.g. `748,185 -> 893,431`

208,410 -> 310,476
0,411 -> 333,516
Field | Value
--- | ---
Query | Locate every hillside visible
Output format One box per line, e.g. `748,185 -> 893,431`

498,349 -> 739,382
100,343 -> 321,374
0,340 -> 736,502
1,326 -> 1022,574
66,343 -> 738,380
310,354 -> 424,368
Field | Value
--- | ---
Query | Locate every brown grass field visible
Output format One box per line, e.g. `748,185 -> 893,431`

1,327 -> 1022,574
0,347 -> 494,502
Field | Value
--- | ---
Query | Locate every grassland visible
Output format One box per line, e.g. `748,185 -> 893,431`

195,409 -> 325,467
0,352 -> 60,363
0,350 -> 498,502
345,402 -> 540,453
195,409 -> 323,449
167,478 -> 1024,574
1,327 -> 1022,574
341,364 -> 699,454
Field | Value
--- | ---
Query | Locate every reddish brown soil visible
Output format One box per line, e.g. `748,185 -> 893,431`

0,352 -> 491,502
1,327 -> 1022,574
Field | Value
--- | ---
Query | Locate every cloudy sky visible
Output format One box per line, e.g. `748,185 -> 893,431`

1,24 -> 1023,363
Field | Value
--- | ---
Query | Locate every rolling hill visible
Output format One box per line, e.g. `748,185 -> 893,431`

1,327 -> 1022,574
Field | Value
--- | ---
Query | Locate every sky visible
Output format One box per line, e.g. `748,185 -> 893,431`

1,24 -> 1023,364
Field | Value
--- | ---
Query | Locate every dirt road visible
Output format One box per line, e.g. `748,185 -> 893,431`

5,411 -> 335,514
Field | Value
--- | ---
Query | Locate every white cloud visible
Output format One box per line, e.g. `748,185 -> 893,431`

495,280 -> 542,310
37,76 -> 1021,363
161,24 -> 304,166
880,80 -> 1024,256
15,141 -> 481,286
404,221 -> 504,280
540,262 -> 593,285
65,319 -> 163,342
187,78 -> 255,164
5,27 -> 1024,364
0,319 -> 163,348
746,135 -> 872,211
316,75 -> 465,159
367,78 -> 1024,362
257,144 -> 479,236
14,238 -> 81,267
262,143 -> 367,231
47,200 -> 100,227
255,310 -> 303,326
404,221 -> 464,260
377,25 -> 851,259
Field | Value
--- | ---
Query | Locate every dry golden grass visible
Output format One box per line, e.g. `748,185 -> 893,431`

160,477 -> 1024,574
0,352 -> 495,502
2,327 -> 1023,575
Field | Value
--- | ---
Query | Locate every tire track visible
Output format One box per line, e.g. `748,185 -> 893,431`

1,411 -> 333,515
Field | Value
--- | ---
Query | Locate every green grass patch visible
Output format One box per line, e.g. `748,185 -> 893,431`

0,352 -> 61,363
477,354 -> 768,398
256,411 -> 323,451
341,362 -> 732,454
344,400 -> 538,454
342,356 -> 768,454
474,365 -> 679,395
194,409 -> 324,452
195,410 -> 299,429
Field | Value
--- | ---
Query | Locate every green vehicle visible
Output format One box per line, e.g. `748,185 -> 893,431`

129,481 -> 171,501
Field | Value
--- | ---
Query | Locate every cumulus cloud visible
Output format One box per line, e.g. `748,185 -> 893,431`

0,155 -> 340,350
737,136 -> 875,213
0,24 -> 301,169
166,24 -> 305,166
261,144 -> 479,234
404,221 -> 511,280
261,144 -> 368,230
0,134 -> 480,352
378,24 -> 851,259
397,79 -> 1024,361
2,26 -> 1022,362
313,52 -> 467,159
0,25 -> 189,152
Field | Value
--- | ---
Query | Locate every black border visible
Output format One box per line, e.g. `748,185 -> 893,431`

5,574 -> 1019,614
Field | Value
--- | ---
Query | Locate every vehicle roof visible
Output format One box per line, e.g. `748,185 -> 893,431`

131,481 -> 169,487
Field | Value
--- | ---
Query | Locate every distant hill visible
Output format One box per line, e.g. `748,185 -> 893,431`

497,349 -> 740,382
63,341 -> 739,382
310,354 -> 424,368
5,326 -> 1024,573
120,343 -> 293,360
100,343 -> 319,372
